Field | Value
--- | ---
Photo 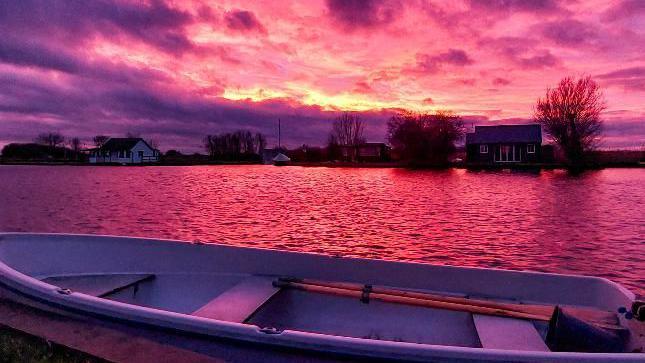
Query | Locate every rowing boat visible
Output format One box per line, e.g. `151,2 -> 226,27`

0,233 -> 642,361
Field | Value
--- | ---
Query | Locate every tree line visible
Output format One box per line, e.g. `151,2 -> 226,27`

1,76 -> 605,170
325,75 -> 604,170
203,130 -> 267,161
0,133 -> 159,161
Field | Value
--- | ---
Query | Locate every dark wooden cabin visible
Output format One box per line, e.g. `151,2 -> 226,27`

339,143 -> 391,162
466,124 -> 542,164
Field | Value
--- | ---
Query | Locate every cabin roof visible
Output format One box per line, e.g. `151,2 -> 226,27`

466,124 -> 542,144
100,138 -> 150,151
340,142 -> 390,148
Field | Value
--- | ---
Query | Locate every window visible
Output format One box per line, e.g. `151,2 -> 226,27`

479,144 -> 488,153
527,144 -> 535,154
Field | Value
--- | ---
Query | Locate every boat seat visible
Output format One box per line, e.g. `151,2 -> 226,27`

473,314 -> 550,351
192,276 -> 279,323
42,274 -> 155,297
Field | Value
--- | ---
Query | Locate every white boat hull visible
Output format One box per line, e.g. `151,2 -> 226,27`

0,233 -> 642,362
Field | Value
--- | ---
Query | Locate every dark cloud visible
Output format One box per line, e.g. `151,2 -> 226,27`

469,0 -> 562,14
540,20 -> 598,46
0,37 -> 80,74
517,50 -> 559,69
326,0 -> 400,30
0,66 -> 392,152
483,37 -> 560,69
601,0 -> 645,22
597,67 -> 645,91
416,49 -> 474,73
0,0 -> 195,54
492,77 -> 511,86
458,79 -> 477,86
0,36 -> 169,88
224,10 -> 267,34
353,81 -> 376,94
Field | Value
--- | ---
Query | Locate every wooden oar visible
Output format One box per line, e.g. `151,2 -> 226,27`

275,279 -> 622,330
274,280 -> 549,320
278,277 -> 617,325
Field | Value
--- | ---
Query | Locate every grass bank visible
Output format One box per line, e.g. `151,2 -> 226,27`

0,324 -> 103,363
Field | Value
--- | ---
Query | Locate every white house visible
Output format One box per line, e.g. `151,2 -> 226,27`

89,138 -> 160,164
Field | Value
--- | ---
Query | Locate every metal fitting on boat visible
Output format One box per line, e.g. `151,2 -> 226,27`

259,327 -> 283,335
633,300 -> 645,322
56,288 -> 72,295
360,284 -> 372,304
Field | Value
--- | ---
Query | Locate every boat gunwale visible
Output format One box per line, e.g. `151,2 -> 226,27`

0,232 -> 641,362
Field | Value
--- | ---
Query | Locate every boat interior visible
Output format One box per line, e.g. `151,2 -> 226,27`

0,234 -> 640,355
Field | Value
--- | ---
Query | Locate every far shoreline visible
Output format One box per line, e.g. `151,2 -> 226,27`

1,159 -> 643,170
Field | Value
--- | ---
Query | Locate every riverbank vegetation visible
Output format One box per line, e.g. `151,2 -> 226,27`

387,111 -> 465,167
1,132 -> 87,162
203,130 -> 267,162
1,76 -> 642,170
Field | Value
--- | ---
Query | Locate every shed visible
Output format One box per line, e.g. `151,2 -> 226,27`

466,125 -> 542,164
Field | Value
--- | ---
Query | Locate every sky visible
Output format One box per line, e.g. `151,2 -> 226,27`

0,0 -> 643,152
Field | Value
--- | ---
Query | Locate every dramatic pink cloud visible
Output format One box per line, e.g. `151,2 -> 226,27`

0,0 -> 643,151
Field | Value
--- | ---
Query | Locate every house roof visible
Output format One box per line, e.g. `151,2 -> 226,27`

340,142 -> 390,148
466,124 -> 542,144
100,138 -> 148,151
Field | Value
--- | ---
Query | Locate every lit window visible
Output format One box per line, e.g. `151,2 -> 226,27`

527,144 -> 535,153
480,144 -> 488,153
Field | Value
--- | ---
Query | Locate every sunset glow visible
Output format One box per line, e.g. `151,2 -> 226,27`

0,0 -> 643,150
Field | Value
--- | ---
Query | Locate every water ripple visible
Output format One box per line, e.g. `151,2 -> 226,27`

0,165 -> 643,294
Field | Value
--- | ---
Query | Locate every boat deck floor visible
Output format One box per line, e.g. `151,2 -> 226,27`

37,273 -> 555,351
0,289 -> 345,362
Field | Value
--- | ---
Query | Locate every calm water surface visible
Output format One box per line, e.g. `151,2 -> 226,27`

0,165 -> 643,293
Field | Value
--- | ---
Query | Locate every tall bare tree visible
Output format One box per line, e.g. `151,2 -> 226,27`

330,112 -> 365,161
34,132 -> 65,148
332,112 -> 365,146
534,76 -> 605,169
67,137 -> 82,161
69,137 -> 82,152
146,138 -> 159,150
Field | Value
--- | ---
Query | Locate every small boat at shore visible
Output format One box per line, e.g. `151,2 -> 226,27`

272,152 -> 291,166
0,233 -> 642,361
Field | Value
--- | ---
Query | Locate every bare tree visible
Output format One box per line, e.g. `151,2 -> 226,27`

69,137 -> 82,152
34,132 -> 65,148
330,112 -> 365,161
534,76 -> 605,169
67,137 -> 82,161
146,138 -> 159,150
332,112 -> 365,146
93,135 -> 110,148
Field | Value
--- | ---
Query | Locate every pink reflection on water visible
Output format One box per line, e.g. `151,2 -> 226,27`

0,165 -> 643,294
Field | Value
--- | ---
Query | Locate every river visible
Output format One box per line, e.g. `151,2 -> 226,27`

0,165 -> 643,294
